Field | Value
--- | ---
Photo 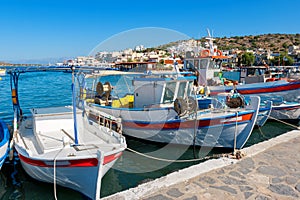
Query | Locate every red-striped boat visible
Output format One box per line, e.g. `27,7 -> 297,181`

8,67 -> 126,200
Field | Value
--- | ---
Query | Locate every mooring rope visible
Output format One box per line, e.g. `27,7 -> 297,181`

267,115 -> 300,130
126,147 -> 234,163
53,148 -> 64,200
258,126 -> 269,139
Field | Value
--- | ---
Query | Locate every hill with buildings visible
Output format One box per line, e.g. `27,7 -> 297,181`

3,33 -> 300,67
158,33 -> 300,53
214,33 -> 300,52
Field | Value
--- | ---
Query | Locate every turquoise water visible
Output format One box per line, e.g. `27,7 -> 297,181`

0,71 -> 296,199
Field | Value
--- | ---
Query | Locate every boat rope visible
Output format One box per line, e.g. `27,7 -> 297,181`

126,147 -> 240,163
192,89 -> 199,159
257,126 -> 269,139
53,148 -> 64,200
267,115 -> 300,130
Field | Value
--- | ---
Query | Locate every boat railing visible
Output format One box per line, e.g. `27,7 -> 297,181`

86,109 -> 122,134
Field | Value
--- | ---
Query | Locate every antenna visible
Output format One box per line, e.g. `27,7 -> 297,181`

206,28 -> 211,37
206,28 -> 215,56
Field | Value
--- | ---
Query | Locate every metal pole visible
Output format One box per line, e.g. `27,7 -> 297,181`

233,111 -> 238,155
71,66 -> 79,145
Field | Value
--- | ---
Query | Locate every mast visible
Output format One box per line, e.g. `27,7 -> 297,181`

71,66 -> 79,145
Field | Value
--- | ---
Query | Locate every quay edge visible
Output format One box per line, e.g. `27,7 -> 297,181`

103,129 -> 300,200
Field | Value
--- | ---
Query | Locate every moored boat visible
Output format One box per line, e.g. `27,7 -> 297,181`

256,100 -> 273,127
199,93 -> 272,127
7,67 -> 127,199
0,119 -> 10,170
0,68 -> 6,76
260,96 -> 300,120
84,72 -> 260,149
183,32 -> 300,104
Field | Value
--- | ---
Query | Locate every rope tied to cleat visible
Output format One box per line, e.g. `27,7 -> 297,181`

126,147 -> 245,163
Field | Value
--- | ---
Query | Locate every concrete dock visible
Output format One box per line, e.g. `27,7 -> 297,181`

104,129 -> 300,200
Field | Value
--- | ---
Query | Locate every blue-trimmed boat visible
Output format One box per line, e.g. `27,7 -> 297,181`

0,119 -> 10,169
260,96 -> 300,120
197,95 -> 272,127
84,72 -> 260,149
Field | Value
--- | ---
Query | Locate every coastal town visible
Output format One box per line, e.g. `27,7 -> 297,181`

57,34 -> 300,71
1,34 -> 300,72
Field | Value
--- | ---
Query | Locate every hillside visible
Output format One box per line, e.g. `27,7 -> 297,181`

158,33 -> 300,53
213,33 -> 300,52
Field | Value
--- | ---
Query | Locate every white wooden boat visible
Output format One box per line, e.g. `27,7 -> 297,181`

271,102 -> 300,120
260,96 -> 300,120
14,106 -> 126,199
0,119 -> 10,169
199,95 -> 272,127
0,68 -> 6,76
84,73 -> 260,149
8,67 -> 126,199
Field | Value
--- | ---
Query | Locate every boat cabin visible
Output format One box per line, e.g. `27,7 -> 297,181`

184,57 -> 222,86
222,66 -> 286,84
132,75 -> 196,108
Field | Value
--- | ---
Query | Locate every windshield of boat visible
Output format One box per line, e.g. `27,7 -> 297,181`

177,81 -> 187,98
162,82 -> 176,103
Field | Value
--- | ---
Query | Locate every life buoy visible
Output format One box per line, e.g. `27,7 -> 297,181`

200,49 -> 210,57
213,49 -> 223,56
266,78 -> 278,82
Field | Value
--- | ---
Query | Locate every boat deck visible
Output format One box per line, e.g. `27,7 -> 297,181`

17,107 -> 125,159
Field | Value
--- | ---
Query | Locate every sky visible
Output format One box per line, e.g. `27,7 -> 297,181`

1,0 -> 300,62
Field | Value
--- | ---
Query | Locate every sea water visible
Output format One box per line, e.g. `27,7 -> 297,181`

0,71 -> 296,199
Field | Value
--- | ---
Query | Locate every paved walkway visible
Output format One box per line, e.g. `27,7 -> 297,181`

104,130 -> 300,200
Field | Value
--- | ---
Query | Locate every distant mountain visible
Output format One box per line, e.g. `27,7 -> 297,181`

3,57 -> 72,65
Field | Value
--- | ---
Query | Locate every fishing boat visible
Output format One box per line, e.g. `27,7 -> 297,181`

83,72 -> 260,149
0,68 -> 6,76
185,56 -> 300,103
0,119 -> 10,169
256,101 -> 273,127
7,67 -> 126,200
260,96 -> 300,120
183,32 -> 300,103
198,94 -> 272,127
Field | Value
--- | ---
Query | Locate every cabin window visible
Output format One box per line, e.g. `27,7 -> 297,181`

177,82 -> 187,98
185,60 -> 195,70
187,81 -> 193,96
162,82 -> 176,103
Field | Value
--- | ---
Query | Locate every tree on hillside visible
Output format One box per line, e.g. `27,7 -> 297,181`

241,52 -> 255,66
269,52 -> 294,66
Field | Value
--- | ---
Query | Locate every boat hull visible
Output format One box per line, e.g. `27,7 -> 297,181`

0,119 -> 10,170
17,151 -> 118,199
256,101 -> 272,127
91,96 -> 260,149
270,103 -> 300,120
122,120 -> 249,148
209,80 -> 300,103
